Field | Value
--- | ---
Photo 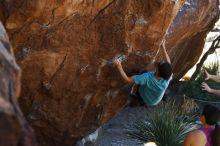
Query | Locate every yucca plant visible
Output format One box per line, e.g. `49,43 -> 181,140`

125,103 -> 197,146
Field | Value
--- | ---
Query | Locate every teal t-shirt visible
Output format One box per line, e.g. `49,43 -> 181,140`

132,72 -> 171,105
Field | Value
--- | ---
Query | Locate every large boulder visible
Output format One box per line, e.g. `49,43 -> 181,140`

0,0 -> 219,145
0,22 -> 36,146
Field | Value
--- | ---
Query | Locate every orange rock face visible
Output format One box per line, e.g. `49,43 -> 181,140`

0,0 -> 219,145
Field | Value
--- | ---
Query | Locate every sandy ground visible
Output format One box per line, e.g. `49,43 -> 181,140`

95,107 -> 146,146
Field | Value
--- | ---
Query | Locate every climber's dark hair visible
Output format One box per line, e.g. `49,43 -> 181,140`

157,62 -> 172,80
202,104 -> 220,146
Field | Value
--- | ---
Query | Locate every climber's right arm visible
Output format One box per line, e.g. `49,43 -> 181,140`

114,59 -> 134,83
161,40 -> 171,64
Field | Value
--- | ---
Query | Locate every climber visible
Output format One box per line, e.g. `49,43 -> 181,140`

201,70 -> 220,96
113,41 -> 173,106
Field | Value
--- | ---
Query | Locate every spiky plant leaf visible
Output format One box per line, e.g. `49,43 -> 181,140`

125,103 -> 196,146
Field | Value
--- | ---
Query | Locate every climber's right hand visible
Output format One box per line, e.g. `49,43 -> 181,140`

113,58 -> 122,67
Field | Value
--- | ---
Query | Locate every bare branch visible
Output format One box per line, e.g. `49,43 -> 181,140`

190,35 -> 220,80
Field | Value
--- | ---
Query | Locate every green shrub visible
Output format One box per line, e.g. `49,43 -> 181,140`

183,61 -> 220,102
125,103 -> 196,146
183,80 -> 220,102
196,61 -> 219,83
